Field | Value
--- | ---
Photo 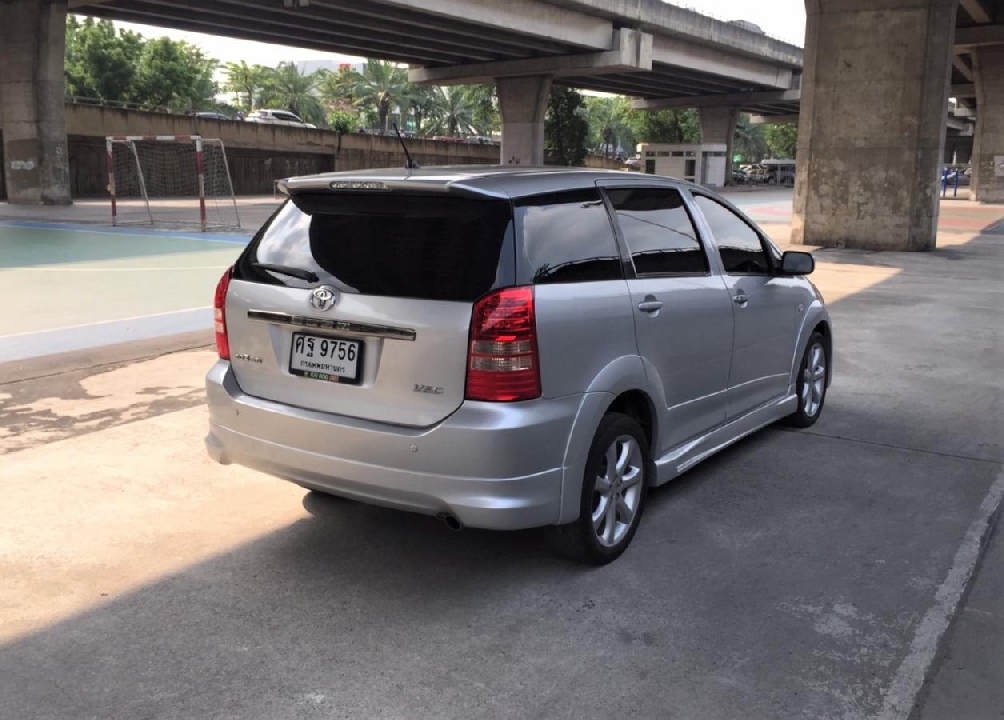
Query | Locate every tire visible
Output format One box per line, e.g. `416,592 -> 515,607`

568,413 -> 650,565
784,331 -> 828,428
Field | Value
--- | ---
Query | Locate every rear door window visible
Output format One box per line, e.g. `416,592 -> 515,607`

235,193 -> 514,302
515,189 -> 623,285
605,187 -> 709,275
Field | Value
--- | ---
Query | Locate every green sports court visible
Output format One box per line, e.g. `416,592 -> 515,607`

0,222 -> 248,361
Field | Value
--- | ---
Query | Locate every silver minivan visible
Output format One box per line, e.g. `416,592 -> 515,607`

206,167 -> 831,563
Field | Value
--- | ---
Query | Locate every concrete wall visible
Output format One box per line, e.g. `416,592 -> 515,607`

0,105 -> 626,198
0,104 -> 504,198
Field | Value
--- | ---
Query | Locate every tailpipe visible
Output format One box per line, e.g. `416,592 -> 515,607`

437,512 -> 463,532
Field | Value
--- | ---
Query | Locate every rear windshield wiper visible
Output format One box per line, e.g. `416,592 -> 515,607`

254,263 -> 319,283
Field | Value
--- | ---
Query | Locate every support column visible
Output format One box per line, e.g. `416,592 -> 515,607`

496,75 -> 552,166
792,0 -> 957,250
698,106 -> 739,186
0,0 -> 71,205
971,47 -> 1004,203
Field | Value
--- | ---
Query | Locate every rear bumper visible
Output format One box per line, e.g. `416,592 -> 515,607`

204,361 -> 581,530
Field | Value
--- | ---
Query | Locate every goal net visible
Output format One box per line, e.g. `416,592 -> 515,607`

106,135 -> 241,231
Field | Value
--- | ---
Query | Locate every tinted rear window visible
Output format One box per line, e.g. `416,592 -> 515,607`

606,187 -> 709,275
515,189 -> 622,285
236,193 -> 513,302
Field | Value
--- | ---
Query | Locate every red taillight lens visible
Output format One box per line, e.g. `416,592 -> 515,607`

466,286 -> 541,402
214,266 -> 232,360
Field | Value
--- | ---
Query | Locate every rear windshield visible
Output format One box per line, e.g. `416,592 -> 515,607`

235,193 -> 514,302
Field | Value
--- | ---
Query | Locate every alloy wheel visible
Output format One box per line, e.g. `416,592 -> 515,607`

592,435 -> 645,548
801,342 -> 826,418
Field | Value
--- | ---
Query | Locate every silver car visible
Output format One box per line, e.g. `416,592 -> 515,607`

206,167 -> 831,564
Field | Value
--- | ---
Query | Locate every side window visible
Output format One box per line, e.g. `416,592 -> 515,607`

516,189 -> 622,285
606,187 -> 709,275
693,194 -> 770,274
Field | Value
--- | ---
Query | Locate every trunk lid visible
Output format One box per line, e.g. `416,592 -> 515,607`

225,189 -> 513,427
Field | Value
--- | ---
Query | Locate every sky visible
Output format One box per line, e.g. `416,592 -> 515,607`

106,0 -> 807,68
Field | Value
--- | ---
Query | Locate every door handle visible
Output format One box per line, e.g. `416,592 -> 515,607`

733,292 -> 749,305
638,300 -> 664,313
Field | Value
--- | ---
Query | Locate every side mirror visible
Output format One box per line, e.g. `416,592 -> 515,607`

781,251 -> 815,275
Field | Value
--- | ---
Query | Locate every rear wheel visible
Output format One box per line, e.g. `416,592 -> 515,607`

784,331 -> 828,428
570,413 -> 649,565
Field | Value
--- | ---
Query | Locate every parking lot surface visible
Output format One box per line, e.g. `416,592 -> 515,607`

1,199 -> 1002,718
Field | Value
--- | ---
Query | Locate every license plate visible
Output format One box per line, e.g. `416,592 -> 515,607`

288,332 -> 362,384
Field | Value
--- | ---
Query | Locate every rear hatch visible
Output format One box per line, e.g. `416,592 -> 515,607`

226,188 -> 514,427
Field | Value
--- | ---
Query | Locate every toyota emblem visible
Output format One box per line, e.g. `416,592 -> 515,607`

309,286 -> 338,311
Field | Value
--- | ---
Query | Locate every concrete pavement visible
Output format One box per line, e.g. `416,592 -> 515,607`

1,207 -> 1001,718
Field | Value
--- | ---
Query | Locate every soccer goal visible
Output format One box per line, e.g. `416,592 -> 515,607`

106,135 -> 241,231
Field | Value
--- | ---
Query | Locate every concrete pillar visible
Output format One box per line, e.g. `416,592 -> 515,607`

0,0 -> 71,204
792,0 -> 957,251
496,75 -> 552,166
698,106 -> 739,185
971,47 -> 1004,203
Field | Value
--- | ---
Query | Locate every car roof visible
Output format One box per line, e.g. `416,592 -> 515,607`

280,165 -> 699,200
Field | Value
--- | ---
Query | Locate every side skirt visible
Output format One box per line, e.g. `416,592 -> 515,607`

652,394 -> 798,487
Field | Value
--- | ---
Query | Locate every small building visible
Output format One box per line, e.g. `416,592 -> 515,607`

636,143 -> 728,187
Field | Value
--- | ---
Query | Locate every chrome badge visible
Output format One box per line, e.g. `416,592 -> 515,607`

310,286 -> 338,311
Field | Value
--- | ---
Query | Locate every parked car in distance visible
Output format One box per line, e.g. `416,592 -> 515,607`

206,166 -> 832,564
195,111 -> 232,121
245,109 -> 316,129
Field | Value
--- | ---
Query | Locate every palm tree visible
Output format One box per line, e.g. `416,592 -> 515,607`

264,61 -> 323,124
316,66 -> 357,105
224,60 -> 268,112
408,84 -> 439,135
733,113 -> 768,163
350,60 -> 410,133
461,84 -> 499,136
430,85 -> 474,136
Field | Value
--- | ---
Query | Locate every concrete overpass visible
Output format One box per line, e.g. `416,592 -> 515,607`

1,0 -> 1002,251
2,0 -> 802,203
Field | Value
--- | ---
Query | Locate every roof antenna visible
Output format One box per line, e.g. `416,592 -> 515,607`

393,122 -> 419,170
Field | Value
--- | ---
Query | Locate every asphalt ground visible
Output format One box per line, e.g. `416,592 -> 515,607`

0,194 -> 1002,718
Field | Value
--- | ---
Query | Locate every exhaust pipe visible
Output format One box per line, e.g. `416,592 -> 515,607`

437,512 -> 463,532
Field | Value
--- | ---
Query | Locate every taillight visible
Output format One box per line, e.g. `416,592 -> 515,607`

466,286 -> 541,402
214,266 -> 232,360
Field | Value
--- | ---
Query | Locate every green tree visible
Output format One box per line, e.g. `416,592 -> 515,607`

461,84 -> 499,136
626,108 -> 701,144
133,37 -> 217,112
317,66 -> 357,105
406,84 -> 439,135
224,61 -> 270,112
350,60 -> 411,133
326,103 -> 360,135
64,17 -> 142,103
544,86 -> 588,166
261,62 -> 324,124
763,122 -> 798,159
430,86 -> 474,136
733,114 -> 768,163
583,95 -> 635,156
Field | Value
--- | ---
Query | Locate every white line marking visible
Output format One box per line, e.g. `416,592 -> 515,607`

0,307 -> 209,339
0,222 -> 248,245
879,466 -> 1004,719
0,307 -> 213,362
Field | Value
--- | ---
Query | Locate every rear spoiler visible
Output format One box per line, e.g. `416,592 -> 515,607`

277,175 -> 508,200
